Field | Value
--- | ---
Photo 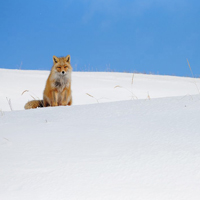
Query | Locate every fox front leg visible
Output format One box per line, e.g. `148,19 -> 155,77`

51,90 -> 58,106
60,89 -> 69,106
67,96 -> 72,106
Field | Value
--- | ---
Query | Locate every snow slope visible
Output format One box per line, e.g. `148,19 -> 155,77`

1,69 -> 200,200
0,68 -> 200,111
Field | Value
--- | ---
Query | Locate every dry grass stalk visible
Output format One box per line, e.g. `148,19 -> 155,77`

131,73 -> 134,85
114,85 -> 138,100
21,90 -> 29,95
86,93 -> 99,103
147,92 -> 151,100
6,97 -> 13,111
21,90 -> 36,100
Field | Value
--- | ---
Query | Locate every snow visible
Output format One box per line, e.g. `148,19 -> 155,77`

0,68 -> 200,199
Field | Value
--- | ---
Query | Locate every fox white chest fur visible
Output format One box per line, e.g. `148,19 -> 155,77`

51,72 -> 71,92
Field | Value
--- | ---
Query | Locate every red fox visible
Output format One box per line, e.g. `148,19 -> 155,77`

24,55 -> 72,109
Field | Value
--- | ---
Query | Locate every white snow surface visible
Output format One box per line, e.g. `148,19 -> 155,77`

1,68 -> 200,200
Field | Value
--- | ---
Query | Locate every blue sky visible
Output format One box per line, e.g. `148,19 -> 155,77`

1,0 -> 200,76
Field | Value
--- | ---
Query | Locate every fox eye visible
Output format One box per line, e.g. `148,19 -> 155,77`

57,67 -> 61,69
64,66 -> 67,68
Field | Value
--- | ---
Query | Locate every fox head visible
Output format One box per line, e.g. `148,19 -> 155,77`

52,55 -> 72,75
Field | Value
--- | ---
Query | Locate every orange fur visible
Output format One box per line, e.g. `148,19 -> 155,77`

24,55 -> 72,109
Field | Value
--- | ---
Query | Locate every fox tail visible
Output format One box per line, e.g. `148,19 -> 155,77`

24,100 -> 43,110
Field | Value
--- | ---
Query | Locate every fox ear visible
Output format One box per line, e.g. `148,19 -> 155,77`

53,56 -> 59,63
65,55 -> 71,63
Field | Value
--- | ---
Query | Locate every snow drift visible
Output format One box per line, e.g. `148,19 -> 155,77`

0,69 -> 200,200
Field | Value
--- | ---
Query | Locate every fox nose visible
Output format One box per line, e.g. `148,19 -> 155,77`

62,71 -> 65,74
